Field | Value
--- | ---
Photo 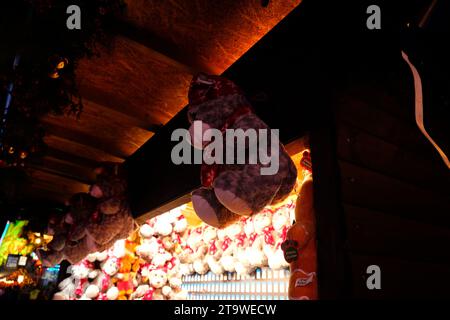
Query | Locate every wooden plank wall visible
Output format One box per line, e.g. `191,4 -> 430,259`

330,42 -> 450,298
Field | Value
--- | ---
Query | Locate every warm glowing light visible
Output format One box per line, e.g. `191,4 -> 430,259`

57,61 -> 66,69
20,151 -> 28,159
49,72 -> 59,79
8,147 -> 14,154
17,275 -> 24,284
35,238 -> 42,245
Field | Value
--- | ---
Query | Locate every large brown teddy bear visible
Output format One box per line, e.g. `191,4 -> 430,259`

39,163 -> 135,266
86,163 -> 135,253
187,73 -> 297,228
39,193 -> 98,266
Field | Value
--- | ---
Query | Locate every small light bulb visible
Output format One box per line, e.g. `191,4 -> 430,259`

57,61 -> 65,69
49,72 -> 60,79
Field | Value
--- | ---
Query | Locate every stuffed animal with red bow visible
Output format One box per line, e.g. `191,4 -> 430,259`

187,73 -> 297,228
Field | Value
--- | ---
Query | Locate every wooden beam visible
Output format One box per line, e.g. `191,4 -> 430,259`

43,122 -> 127,160
82,98 -> 158,133
79,86 -> 163,133
29,157 -> 95,185
21,186 -> 69,204
46,147 -> 99,169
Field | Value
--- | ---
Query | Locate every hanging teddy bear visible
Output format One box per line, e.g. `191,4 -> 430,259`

86,162 -> 135,253
40,162 -> 135,267
187,73 -> 297,228
39,193 -> 98,266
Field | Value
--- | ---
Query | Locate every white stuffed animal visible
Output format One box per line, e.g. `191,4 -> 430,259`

168,276 -> 182,289
253,210 -> 272,234
162,285 -> 173,298
265,245 -> 289,270
193,258 -> 209,275
101,257 -> 120,277
243,217 -> 255,237
219,255 -> 236,273
186,227 -> 204,250
130,284 -> 151,300
235,261 -> 254,276
246,234 -> 268,268
136,237 -> 159,261
272,206 -> 291,232
95,251 -> 108,262
53,276 -> 76,300
206,239 -> 224,275
140,223 -> 155,238
152,247 -> 173,267
149,269 -> 168,289
179,263 -> 193,276
154,216 -> 173,236
106,286 -> 119,300
192,242 -> 209,275
111,239 -> 127,259
207,255 -> 224,275
170,288 -> 188,300
85,284 -> 100,299
173,215 -> 188,234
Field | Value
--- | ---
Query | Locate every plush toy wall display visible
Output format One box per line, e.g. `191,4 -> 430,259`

53,208 -> 189,300
39,162 -> 135,267
187,73 -> 297,228
53,181 -> 305,300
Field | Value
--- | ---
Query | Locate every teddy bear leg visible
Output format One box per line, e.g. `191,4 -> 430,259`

213,166 -> 282,216
192,187 -> 241,228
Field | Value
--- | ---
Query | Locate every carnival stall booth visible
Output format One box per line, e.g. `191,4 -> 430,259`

50,139 -> 317,300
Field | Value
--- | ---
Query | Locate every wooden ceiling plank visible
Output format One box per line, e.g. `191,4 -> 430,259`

43,122 -> 127,160
21,186 -> 69,204
82,99 -> 159,133
46,147 -> 99,169
78,89 -> 163,133
29,169 -> 90,195
45,135 -> 124,164
29,158 -> 95,185
111,19 -> 203,74
76,36 -> 193,127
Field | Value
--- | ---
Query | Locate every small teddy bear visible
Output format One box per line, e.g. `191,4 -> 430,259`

149,269 -> 168,289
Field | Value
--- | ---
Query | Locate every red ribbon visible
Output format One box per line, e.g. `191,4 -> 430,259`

221,236 -> 232,251
143,288 -> 155,300
101,272 -> 111,292
249,233 -> 258,245
263,226 -> 275,246
172,233 -> 181,244
209,240 -> 217,255
165,257 -> 177,270
236,233 -> 247,247
75,278 -> 87,297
